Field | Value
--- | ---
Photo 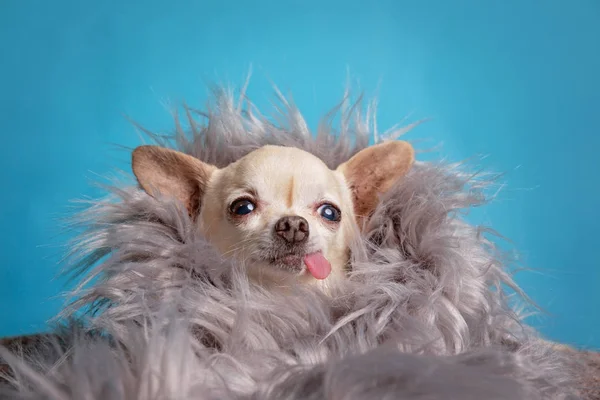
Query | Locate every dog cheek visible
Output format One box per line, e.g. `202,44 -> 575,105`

334,224 -> 355,257
316,227 -> 341,256
232,218 -> 264,254
246,217 -> 278,256
324,241 -> 350,275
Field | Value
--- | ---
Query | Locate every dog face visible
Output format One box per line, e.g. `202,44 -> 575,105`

198,146 -> 356,286
132,142 -> 414,289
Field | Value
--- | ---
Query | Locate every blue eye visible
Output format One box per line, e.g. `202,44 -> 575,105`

230,199 -> 256,216
317,204 -> 341,222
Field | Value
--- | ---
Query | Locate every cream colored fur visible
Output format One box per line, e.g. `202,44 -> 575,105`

132,141 -> 414,291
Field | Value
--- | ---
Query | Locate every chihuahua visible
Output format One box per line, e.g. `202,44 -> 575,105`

131,141 -> 414,290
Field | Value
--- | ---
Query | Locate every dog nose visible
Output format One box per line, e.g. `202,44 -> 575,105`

274,215 -> 309,244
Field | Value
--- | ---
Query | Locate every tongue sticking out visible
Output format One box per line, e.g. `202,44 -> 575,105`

303,252 -> 332,280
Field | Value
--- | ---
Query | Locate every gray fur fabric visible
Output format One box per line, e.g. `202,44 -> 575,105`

0,87 -> 595,399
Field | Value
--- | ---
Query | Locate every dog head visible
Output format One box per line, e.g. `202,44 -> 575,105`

132,141 -> 414,288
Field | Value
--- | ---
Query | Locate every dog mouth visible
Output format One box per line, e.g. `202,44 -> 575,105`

269,253 -> 304,269
267,251 -> 331,280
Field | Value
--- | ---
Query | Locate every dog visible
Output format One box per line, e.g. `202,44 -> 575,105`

131,141 -> 414,290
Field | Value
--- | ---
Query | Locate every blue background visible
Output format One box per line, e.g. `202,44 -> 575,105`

1,0 -> 598,348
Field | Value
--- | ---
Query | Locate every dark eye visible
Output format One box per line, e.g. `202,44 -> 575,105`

230,199 -> 256,216
317,203 -> 341,222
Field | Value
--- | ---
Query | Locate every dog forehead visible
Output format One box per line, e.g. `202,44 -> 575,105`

229,146 -> 342,198
233,146 -> 320,174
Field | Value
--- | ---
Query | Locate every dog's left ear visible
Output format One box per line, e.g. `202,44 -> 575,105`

337,140 -> 414,221
131,145 -> 217,216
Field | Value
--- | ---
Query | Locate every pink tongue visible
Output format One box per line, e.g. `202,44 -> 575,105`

303,252 -> 332,280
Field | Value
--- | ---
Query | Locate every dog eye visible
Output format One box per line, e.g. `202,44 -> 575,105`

230,199 -> 256,216
317,204 -> 341,222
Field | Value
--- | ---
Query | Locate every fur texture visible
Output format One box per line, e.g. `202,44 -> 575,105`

0,87 -> 594,399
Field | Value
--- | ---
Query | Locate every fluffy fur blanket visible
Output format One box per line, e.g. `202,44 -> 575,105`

1,87 -> 598,399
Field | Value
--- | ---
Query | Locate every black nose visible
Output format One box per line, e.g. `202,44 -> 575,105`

274,216 -> 309,244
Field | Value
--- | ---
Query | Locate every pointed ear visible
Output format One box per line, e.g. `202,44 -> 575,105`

337,140 -> 414,221
131,145 -> 217,216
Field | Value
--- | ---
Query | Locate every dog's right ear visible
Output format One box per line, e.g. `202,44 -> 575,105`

131,145 -> 217,216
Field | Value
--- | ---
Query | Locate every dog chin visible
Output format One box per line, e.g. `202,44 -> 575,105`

243,252 -> 310,282
269,254 -> 305,274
